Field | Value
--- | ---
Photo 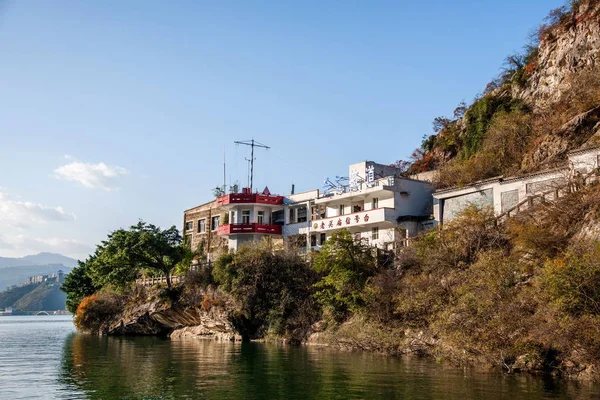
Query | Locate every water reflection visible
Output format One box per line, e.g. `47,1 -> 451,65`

59,334 -> 600,400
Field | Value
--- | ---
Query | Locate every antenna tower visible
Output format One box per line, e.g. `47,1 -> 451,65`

234,139 -> 270,191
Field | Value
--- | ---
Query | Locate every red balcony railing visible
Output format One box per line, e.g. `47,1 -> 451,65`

216,193 -> 284,206
216,223 -> 282,235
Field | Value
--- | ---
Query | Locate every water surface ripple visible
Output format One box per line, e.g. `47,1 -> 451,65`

0,316 -> 598,399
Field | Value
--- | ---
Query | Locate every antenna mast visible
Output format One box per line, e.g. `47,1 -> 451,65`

234,139 -> 270,191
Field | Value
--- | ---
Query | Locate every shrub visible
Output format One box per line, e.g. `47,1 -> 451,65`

414,205 -> 508,271
313,230 -> 377,322
540,242 -> 600,317
212,242 -> 318,341
73,291 -> 123,333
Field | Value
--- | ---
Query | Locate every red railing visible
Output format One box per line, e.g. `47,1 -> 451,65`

216,193 -> 284,206
216,223 -> 282,235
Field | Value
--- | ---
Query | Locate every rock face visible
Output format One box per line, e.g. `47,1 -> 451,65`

521,105 -> 600,170
106,298 -> 240,341
517,1 -> 600,108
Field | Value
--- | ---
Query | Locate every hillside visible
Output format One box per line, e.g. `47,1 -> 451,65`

0,281 -> 66,311
405,0 -> 600,188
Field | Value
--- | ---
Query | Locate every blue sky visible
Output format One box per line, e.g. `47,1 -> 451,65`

0,0 -> 564,259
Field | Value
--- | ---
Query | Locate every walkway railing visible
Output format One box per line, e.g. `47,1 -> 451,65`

496,170 -> 598,224
135,262 -> 212,288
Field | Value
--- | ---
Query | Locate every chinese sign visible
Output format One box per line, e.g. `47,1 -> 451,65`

365,165 -> 375,187
312,213 -> 370,231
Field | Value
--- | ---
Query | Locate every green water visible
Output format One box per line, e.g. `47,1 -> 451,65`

0,316 -> 598,399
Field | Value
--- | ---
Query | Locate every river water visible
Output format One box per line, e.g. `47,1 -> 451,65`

0,316 -> 599,399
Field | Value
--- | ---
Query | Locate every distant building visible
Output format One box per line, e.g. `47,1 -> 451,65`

25,272 -> 63,286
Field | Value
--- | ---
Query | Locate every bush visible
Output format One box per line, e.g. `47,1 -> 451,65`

313,230 -> 377,322
414,205 -> 508,271
212,242 -> 318,341
73,291 -> 123,333
540,242 -> 600,317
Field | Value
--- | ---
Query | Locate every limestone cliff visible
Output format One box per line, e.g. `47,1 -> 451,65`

516,1 -> 600,108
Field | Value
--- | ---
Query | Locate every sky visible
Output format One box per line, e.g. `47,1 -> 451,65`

0,0 -> 565,260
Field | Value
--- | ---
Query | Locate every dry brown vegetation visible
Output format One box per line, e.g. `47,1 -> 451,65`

330,183 -> 600,377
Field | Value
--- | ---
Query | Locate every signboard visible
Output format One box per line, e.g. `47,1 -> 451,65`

312,213 -> 370,231
365,165 -> 375,187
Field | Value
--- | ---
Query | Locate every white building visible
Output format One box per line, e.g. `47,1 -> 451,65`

285,161 -> 434,251
191,160 -> 435,254
433,147 -> 600,225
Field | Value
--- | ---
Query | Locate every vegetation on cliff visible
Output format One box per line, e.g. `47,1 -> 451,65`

401,0 -> 600,188
62,221 -> 193,314
0,280 -> 67,312
63,182 -> 600,377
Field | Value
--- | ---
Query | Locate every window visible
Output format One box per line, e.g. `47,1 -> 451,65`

241,210 -> 250,224
310,234 -> 317,247
289,208 -> 295,223
372,227 -> 379,240
257,211 -> 264,224
297,206 -> 307,223
339,204 -> 345,216
230,211 -> 236,224
197,219 -> 206,233
211,216 -> 220,230
185,221 -> 193,231
353,205 -> 362,213
372,198 -> 379,209
320,233 -> 326,245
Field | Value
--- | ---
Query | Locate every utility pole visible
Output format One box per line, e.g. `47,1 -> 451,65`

234,139 -> 269,191
244,157 -> 254,188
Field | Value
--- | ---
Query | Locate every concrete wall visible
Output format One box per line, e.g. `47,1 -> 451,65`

433,148 -> 600,225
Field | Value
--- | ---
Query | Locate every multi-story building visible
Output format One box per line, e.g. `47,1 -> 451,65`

25,270 -> 65,286
183,200 -> 228,260
183,160 -> 435,255
300,161 -> 434,251
215,187 -> 285,251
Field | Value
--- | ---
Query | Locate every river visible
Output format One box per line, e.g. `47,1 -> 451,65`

0,315 -> 598,399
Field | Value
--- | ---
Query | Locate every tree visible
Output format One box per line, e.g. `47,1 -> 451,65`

61,258 -> 98,314
212,242 -> 318,340
90,221 -> 192,289
312,229 -> 376,322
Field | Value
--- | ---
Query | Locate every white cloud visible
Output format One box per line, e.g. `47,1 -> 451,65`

54,161 -> 128,190
0,235 -> 92,259
0,192 -> 76,229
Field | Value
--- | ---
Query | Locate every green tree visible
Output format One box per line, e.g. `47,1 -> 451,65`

61,258 -> 97,313
312,229 -> 376,322
212,242 -> 317,341
90,221 -> 192,289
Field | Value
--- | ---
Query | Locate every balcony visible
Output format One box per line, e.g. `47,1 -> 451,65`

216,193 -> 284,207
310,208 -> 395,233
217,223 -> 282,235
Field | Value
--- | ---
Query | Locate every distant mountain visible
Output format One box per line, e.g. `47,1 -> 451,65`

0,252 -> 78,269
21,253 -> 78,269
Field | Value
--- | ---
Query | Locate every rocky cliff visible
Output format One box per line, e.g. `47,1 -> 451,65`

517,1 -> 600,108
104,293 -> 241,341
413,0 -> 600,185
